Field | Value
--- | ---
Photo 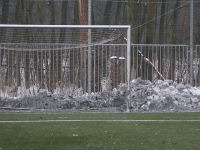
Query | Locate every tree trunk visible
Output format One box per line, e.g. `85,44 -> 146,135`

59,1 -> 68,43
48,1 -> 59,92
24,0 -> 34,89
114,0 -> 122,25
159,0 -> 167,44
0,0 -> 9,92
77,0 -> 87,42
171,1 -> 182,82
77,0 -> 87,91
49,1 -> 55,42
144,1 -> 157,80
103,1 -> 113,25
146,2 -> 157,44
0,0 -> 9,43
11,0 -> 25,88
171,1 -> 181,44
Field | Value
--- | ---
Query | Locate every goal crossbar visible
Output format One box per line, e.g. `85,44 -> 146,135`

0,24 -> 130,29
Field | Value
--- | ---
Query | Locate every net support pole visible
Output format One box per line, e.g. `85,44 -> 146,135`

190,0 -> 194,86
88,0 -> 92,94
126,26 -> 131,112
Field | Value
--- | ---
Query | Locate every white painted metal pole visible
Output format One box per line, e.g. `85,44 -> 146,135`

0,24 -> 131,29
127,26 -> 131,112
88,0 -> 92,94
127,26 -> 131,89
190,0 -> 194,86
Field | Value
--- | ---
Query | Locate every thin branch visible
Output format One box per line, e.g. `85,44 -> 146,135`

137,50 -> 165,80
124,37 -> 165,80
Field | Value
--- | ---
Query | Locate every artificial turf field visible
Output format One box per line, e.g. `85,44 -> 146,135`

0,112 -> 200,150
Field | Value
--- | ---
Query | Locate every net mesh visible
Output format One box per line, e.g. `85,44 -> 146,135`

0,28 -> 126,44
0,27 -> 128,97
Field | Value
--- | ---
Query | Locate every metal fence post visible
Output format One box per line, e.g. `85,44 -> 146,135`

88,0 -> 92,94
190,0 -> 194,86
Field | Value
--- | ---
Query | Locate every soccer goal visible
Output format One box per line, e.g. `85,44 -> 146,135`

0,24 -> 131,98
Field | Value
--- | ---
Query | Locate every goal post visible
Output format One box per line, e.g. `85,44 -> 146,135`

0,24 -> 131,100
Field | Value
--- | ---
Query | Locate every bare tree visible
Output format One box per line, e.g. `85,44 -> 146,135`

59,1 -> 68,43
0,0 -> 9,42
77,0 -> 87,91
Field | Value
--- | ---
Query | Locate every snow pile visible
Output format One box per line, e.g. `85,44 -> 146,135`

128,78 -> 200,112
1,78 -> 200,112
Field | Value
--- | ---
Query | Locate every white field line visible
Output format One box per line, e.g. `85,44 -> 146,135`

0,120 -> 200,123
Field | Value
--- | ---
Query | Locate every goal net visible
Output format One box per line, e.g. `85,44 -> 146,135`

0,25 -> 131,98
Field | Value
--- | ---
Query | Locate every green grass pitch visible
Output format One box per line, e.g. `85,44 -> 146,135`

0,112 -> 200,150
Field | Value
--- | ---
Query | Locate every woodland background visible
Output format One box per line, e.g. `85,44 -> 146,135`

0,0 -> 199,44
0,0 -> 200,96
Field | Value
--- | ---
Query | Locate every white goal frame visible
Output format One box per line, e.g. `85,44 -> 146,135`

0,24 -> 131,105
0,24 -> 131,92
